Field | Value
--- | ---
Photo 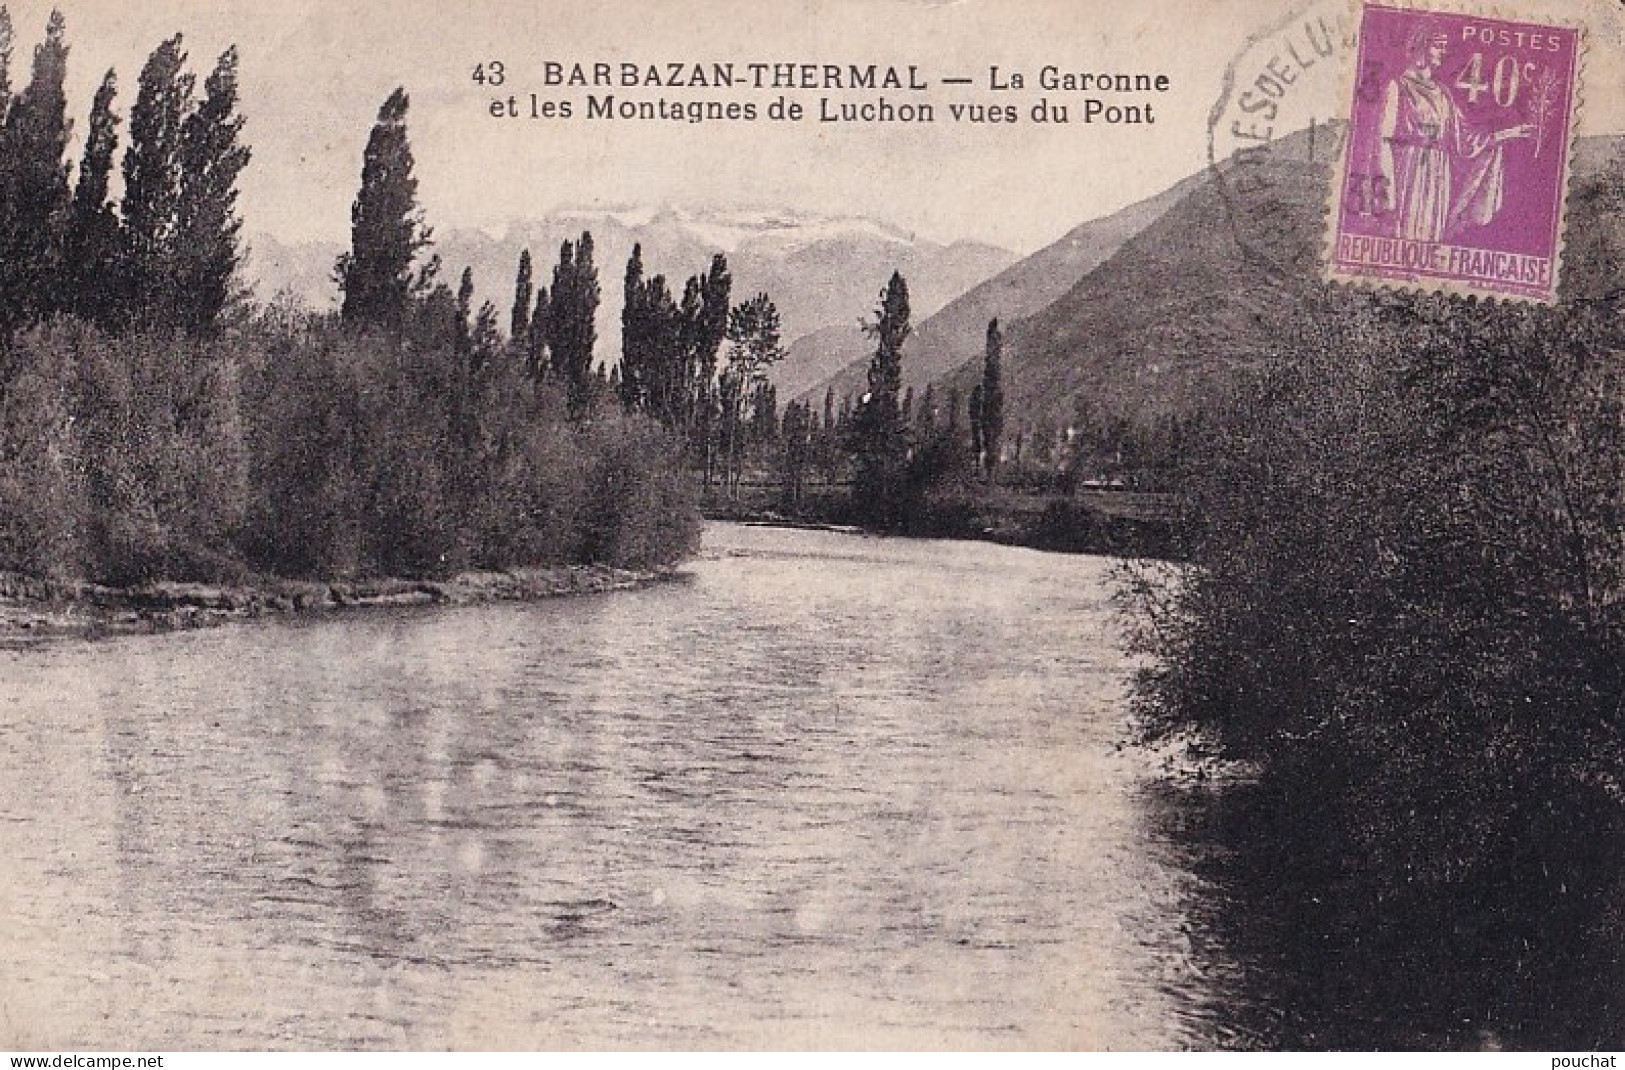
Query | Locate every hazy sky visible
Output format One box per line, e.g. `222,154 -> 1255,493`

7,0 -> 1624,254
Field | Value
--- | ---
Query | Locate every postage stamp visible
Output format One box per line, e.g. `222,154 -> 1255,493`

1327,3 -> 1583,302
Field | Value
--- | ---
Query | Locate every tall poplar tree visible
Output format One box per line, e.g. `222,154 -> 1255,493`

174,46 -> 250,334
641,273 -> 682,425
510,248 -> 533,343
122,34 -> 192,323
677,275 -> 702,423
546,231 -> 600,413
523,284 -> 549,382
62,69 -> 120,325
692,255 -> 731,396
852,271 -> 910,525
980,317 -> 1005,481
451,265 -> 475,364
0,10 -> 71,331
619,243 -> 648,412
337,87 -> 433,330
968,383 -> 984,467
690,254 -> 731,477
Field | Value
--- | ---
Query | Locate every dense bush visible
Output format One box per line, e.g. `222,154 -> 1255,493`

0,325 -> 87,579
0,311 -> 700,586
0,320 -> 251,584
1128,287 -> 1625,1047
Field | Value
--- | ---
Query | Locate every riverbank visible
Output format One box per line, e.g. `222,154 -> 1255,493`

702,481 -> 1182,558
0,564 -> 670,644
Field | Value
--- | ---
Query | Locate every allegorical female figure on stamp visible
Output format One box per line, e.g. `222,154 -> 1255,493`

1377,22 -> 1535,243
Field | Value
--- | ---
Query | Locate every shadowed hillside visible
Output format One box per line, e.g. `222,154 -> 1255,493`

935,129 -> 1625,433
797,168 -> 1211,406
943,126 -> 1329,427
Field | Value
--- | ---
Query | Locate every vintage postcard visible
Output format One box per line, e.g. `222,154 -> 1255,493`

0,0 -> 1622,1054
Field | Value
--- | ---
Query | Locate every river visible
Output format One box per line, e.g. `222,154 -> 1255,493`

0,522 -> 1225,1049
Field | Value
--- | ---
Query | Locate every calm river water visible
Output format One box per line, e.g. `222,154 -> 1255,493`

0,522 -> 1227,1049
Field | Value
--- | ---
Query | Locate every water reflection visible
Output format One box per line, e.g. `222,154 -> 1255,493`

0,523 -> 1214,1049
8,523 -> 1618,1048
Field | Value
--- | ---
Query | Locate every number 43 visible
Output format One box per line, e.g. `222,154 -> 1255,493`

472,61 -> 506,87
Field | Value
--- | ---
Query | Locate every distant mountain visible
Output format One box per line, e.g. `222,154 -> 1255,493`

243,207 -> 1015,366
795,168 -> 1211,406
772,323 -> 866,402
929,129 -> 1624,434
246,232 -> 345,312
949,136 -> 1324,428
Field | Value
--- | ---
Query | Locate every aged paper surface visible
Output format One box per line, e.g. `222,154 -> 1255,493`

1,0 -> 1623,1052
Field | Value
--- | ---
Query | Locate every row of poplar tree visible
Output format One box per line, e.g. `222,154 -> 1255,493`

0,12 -> 702,582
0,11 -> 248,338
0,6 -> 786,424
0,5 -> 1009,556
340,83 -> 790,495
333,85 -> 613,413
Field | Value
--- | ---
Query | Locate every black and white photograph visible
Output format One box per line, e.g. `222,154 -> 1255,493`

0,0 -> 1622,1053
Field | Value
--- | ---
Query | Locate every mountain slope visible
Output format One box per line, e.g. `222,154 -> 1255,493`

772,323 -> 868,401
936,130 -> 1625,435
970,151 -> 1321,426
794,168 -> 1211,405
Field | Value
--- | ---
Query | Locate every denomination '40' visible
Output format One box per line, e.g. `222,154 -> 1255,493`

1452,51 -> 1534,108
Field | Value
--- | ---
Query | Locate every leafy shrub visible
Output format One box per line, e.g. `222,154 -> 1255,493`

1128,287 -> 1625,1046
0,325 -> 86,579
575,411 -> 701,569
0,311 -> 702,585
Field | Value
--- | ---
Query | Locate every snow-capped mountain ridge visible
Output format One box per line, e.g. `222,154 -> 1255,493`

246,209 -> 1017,383
540,203 -> 918,256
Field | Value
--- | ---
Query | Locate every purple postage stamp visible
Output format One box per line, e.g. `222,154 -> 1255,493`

1329,4 -> 1583,302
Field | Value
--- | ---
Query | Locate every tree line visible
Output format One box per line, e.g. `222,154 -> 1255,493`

0,12 -> 699,585
1121,148 -> 1625,1044
0,5 -> 1165,580
763,281 -> 1194,533
765,271 -> 1010,529
0,12 -> 248,338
